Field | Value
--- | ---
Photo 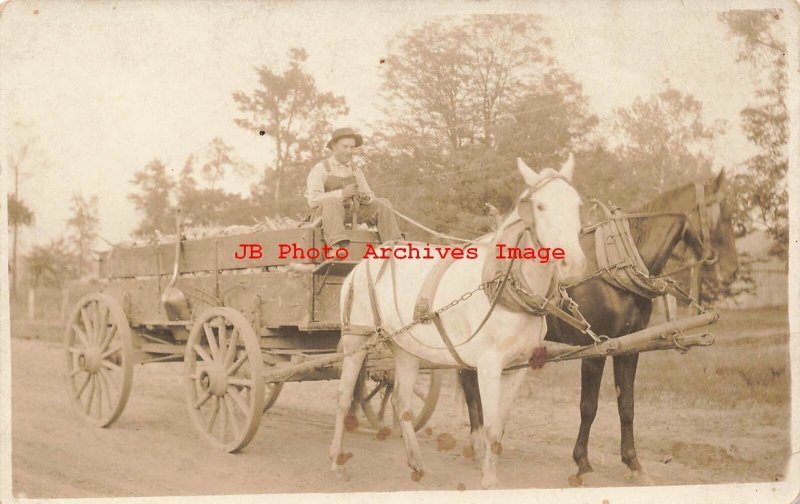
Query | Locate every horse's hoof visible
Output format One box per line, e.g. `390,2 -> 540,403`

376,427 -> 392,440
411,469 -> 424,482
462,445 -> 475,460
332,468 -> 351,481
437,432 -> 457,452
335,452 -> 354,466
629,469 -> 654,486
569,471 -> 601,487
481,476 -> 498,489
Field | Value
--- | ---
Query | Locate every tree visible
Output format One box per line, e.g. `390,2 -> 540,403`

6,123 -> 41,299
65,194 -> 100,276
24,237 -> 76,322
233,47 -> 348,202
606,82 -> 724,208
128,159 -> 176,239
201,137 -> 253,190
25,238 -> 76,289
372,16 -> 598,237
8,194 -> 34,228
720,9 -> 787,256
382,15 -> 552,152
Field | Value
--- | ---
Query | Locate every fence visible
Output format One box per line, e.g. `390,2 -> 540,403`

721,260 -> 788,309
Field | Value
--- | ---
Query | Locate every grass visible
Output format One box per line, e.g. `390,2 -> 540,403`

518,306 -> 791,409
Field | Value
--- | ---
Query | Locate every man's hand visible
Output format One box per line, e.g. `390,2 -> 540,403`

341,184 -> 358,199
357,192 -> 372,204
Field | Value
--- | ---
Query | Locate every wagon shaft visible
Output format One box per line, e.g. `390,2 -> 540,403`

541,310 -> 718,363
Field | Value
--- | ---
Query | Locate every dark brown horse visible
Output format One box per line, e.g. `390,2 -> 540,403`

458,171 -> 739,485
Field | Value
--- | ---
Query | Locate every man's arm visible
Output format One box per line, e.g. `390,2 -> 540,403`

354,167 -> 375,201
306,163 -> 342,209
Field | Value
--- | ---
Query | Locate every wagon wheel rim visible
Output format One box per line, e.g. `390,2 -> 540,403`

63,293 -> 134,428
262,381 -> 283,413
184,308 -> 264,452
359,369 -> 442,432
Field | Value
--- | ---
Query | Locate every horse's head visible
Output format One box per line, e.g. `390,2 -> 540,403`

681,170 -> 739,284
692,170 -> 739,283
516,154 -> 586,283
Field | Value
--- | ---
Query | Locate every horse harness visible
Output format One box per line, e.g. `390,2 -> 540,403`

568,182 -> 721,308
342,174 -> 606,369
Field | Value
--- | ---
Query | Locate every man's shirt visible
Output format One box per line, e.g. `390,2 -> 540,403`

305,157 -> 375,209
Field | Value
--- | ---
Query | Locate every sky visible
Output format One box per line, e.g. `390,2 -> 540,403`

0,0 -> 792,250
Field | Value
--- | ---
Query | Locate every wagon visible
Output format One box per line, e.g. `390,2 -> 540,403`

63,216 -> 721,453
63,223 -> 443,452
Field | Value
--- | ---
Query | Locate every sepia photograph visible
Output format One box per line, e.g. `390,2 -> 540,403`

0,0 -> 797,501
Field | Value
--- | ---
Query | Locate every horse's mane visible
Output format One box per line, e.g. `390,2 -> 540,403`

628,181 -> 693,242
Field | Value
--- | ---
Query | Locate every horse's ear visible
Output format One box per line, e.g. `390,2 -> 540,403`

517,157 -> 540,187
559,153 -> 575,181
714,168 -> 726,192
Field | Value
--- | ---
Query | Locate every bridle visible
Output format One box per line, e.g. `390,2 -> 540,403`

513,172 -> 575,247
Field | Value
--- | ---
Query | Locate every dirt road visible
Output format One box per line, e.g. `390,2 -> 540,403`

11,332 -> 790,497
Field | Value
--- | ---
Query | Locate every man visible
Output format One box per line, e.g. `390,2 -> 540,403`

306,127 -> 403,246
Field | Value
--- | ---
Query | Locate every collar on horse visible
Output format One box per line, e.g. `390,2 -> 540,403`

410,173 -> 578,368
568,181 -> 721,303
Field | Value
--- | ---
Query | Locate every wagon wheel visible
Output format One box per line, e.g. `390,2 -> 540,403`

184,307 -> 265,452
359,370 -> 442,432
63,293 -> 134,427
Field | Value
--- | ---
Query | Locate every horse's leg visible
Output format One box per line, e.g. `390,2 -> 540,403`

476,355 -> 504,489
498,368 -> 528,439
457,369 -> 484,462
329,333 -> 368,477
392,345 -> 425,481
612,353 -> 653,485
571,356 -> 606,483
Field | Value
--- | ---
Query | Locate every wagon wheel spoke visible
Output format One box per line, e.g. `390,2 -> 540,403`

97,303 -> 109,348
99,367 -> 119,394
75,373 -> 92,399
227,385 -> 250,415
224,329 -> 239,368
84,375 -> 97,414
99,324 -> 117,354
219,398 -> 228,443
226,352 -> 248,376
206,396 -> 220,433
364,382 -> 384,402
72,325 -> 90,349
377,384 -> 392,420
101,360 -> 122,372
97,370 -> 114,413
192,344 -> 214,365
94,374 -> 105,417
193,390 -> 212,410
69,367 -> 85,378
101,344 -> 121,360
216,317 -> 228,359
81,307 -> 95,345
228,377 -> 253,388
203,323 -> 221,362
224,394 -> 242,440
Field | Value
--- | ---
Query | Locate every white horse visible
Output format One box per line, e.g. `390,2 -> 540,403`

329,155 -> 586,489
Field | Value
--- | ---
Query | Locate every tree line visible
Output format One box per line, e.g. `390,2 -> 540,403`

8,11 -> 788,300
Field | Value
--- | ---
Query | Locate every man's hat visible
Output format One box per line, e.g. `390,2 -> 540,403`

326,127 -> 363,150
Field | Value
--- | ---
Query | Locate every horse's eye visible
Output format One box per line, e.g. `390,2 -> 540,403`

536,203 -> 545,211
